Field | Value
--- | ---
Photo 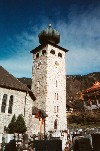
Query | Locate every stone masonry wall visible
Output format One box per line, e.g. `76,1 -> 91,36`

45,44 -> 67,131
31,45 -> 48,111
0,87 -> 28,134
31,43 -> 67,133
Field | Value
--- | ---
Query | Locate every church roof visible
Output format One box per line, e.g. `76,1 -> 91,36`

18,78 -> 32,89
38,24 -> 60,44
32,106 -> 48,118
0,66 -> 29,92
18,78 -> 32,86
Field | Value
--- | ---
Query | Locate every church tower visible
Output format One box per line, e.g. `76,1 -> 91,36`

31,24 -> 68,136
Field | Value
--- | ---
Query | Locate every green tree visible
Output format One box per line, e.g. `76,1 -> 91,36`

7,114 -> 16,134
15,114 -> 27,134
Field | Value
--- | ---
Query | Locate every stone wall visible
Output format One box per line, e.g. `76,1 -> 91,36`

0,87 -> 34,135
31,43 -> 67,133
46,44 -> 67,131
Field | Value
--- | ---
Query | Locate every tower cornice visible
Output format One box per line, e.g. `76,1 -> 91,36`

30,41 -> 69,54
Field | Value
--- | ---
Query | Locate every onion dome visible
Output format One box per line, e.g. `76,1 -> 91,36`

38,24 -> 60,44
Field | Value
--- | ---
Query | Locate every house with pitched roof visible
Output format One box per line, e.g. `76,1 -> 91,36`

77,82 -> 100,111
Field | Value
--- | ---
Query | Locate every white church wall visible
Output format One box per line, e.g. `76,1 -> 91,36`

0,86 -> 38,138
0,87 -> 26,134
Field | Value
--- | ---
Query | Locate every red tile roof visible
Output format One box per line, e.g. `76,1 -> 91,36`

0,66 -> 29,92
83,82 -> 100,93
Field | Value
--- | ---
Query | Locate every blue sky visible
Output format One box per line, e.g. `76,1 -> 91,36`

0,0 -> 100,77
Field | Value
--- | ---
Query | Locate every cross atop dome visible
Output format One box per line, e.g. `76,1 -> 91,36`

38,24 -> 60,44
48,23 -> 52,28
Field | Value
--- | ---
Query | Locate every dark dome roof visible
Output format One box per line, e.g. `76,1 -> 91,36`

38,24 -> 60,44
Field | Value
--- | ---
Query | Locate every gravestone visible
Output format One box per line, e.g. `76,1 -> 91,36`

23,133 -> 28,150
34,140 -> 62,151
92,133 -> 100,151
73,136 -> 92,151
5,139 -> 17,151
72,134 -> 81,142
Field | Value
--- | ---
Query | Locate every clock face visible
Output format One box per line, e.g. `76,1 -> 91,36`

55,61 -> 59,66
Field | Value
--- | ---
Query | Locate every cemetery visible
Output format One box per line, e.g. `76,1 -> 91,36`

0,22 -> 100,151
0,127 -> 100,151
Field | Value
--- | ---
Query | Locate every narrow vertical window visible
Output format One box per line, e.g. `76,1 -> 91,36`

55,93 -> 56,99
57,93 -> 58,100
1,94 -> 7,113
56,80 -> 57,87
54,106 -> 56,113
8,95 -> 13,114
54,119 -> 57,129
24,108 -> 25,116
57,106 -> 59,112
58,52 -> 62,58
42,50 -> 46,55
36,53 -> 39,58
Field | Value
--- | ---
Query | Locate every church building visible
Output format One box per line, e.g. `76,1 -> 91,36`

0,66 -> 35,139
0,24 -> 68,149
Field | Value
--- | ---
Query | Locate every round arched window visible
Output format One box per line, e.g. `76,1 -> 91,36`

42,50 -> 46,55
36,53 -> 39,58
58,52 -> 62,58
50,49 -> 55,55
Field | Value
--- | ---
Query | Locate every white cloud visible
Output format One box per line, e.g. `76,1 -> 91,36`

0,23 -> 47,77
0,4 -> 100,77
56,4 -> 100,75
0,29 -> 38,77
0,56 -> 32,77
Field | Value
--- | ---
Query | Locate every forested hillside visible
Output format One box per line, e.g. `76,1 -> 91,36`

18,72 -> 100,102
66,72 -> 100,102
